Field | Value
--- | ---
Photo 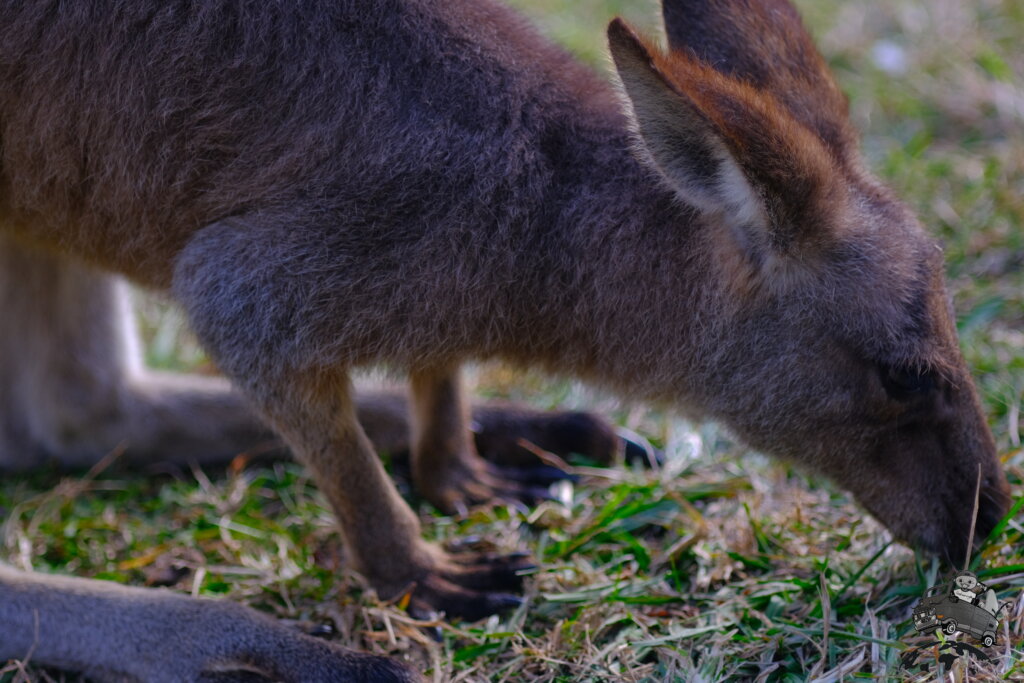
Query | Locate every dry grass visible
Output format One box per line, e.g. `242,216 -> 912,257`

2,0 -> 1023,681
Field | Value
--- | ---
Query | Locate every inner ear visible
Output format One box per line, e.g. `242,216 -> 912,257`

608,19 -> 768,231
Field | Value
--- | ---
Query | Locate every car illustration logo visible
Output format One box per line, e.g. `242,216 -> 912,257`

911,569 -> 1005,648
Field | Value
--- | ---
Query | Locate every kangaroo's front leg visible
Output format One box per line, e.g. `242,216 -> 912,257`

173,220 -> 531,620
409,365 -> 569,513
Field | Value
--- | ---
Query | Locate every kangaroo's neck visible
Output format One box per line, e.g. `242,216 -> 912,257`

492,95 -> 716,405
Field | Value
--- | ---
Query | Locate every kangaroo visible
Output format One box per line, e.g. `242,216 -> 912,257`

0,0 -> 1011,679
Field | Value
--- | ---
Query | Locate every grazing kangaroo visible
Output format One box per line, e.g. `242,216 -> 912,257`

0,0 -> 1010,679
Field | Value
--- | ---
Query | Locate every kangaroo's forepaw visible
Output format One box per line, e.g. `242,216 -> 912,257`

405,551 -> 535,621
416,451 -> 570,514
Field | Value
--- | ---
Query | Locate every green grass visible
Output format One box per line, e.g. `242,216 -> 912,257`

3,0 -> 1023,681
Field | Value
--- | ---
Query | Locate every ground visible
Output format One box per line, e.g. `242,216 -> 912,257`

2,0 -> 1022,681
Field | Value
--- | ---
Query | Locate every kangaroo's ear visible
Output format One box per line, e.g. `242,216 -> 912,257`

608,19 -> 847,270
608,19 -> 763,228
660,0 -> 856,157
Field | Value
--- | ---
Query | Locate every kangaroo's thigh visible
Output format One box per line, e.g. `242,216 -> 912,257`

0,234 -> 135,469
0,234 -> 271,470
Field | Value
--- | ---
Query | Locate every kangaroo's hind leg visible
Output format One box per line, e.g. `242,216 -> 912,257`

0,563 -> 419,682
0,235 -> 274,471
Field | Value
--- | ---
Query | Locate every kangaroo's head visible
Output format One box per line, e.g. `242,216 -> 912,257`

607,0 -> 1010,562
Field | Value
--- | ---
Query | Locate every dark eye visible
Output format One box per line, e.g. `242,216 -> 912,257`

880,365 -> 934,400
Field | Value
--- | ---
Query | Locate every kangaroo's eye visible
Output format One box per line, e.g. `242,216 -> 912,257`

880,365 -> 934,400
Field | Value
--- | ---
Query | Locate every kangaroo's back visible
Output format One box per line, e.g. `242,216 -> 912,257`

0,0 -> 627,287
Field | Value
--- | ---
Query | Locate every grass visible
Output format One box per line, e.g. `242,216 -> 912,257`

2,0 -> 1023,681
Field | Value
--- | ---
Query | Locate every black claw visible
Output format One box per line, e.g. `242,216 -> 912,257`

495,464 -> 574,485
486,594 -> 525,612
408,600 -> 441,622
452,551 -> 532,566
458,559 -> 536,590
411,549 -> 534,621
622,435 -> 663,467
438,590 -> 523,622
527,465 -> 578,484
